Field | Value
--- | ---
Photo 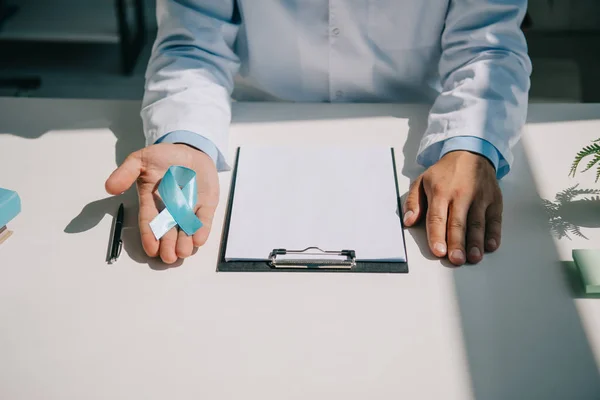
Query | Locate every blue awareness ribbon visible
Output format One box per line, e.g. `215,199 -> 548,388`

149,166 -> 203,240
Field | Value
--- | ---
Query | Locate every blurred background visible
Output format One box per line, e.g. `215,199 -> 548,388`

0,0 -> 598,102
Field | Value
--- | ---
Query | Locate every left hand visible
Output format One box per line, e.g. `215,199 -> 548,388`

403,151 -> 502,266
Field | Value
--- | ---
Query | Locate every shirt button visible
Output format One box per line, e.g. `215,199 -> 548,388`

332,27 -> 340,36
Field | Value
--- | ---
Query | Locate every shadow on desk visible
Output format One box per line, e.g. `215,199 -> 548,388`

63,190 -> 183,270
444,104 -> 600,398
543,186 -> 600,240
3,99 -> 600,397
451,148 -> 600,398
0,98 -> 144,166
230,103 -> 600,398
0,98 -> 182,268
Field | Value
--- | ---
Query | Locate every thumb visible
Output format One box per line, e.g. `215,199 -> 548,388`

403,175 -> 426,227
105,151 -> 143,195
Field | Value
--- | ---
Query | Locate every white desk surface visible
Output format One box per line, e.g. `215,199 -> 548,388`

0,98 -> 599,399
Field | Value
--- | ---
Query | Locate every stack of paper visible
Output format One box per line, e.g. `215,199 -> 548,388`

224,146 -> 406,262
0,226 -> 12,244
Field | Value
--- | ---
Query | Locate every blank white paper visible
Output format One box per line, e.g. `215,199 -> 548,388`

224,146 -> 406,262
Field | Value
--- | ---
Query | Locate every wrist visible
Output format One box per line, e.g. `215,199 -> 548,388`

442,149 -> 495,170
441,150 -> 496,178
173,142 -> 215,165
155,131 -> 220,168
439,137 -> 501,178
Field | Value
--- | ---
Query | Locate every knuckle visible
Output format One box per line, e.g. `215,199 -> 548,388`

431,183 -> 446,197
452,187 -> 470,200
406,187 -> 418,201
478,192 -> 493,205
404,198 -> 418,214
487,209 -> 503,224
124,151 -> 136,163
496,195 -> 504,208
127,150 -> 143,165
486,185 -> 502,201
488,215 -> 503,226
409,178 -> 420,191
469,219 -> 485,231
427,214 -> 446,226
476,187 -> 489,200
449,219 -> 465,230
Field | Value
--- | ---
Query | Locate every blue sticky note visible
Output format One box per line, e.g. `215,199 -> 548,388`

0,188 -> 21,227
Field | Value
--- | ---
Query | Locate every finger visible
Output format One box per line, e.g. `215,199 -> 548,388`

137,183 -> 160,258
485,200 -> 503,252
446,200 -> 468,266
159,227 -> 178,264
426,195 -> 449,258
105,151 -> 142,195
176,228 -> 194,259
466,203 -> 486,264
192,203 -> 217,247
403,176 -> 426,227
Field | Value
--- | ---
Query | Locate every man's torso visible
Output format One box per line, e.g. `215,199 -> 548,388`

231,0 -> 450,103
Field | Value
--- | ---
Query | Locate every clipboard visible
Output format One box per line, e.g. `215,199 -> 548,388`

217,147 -> 409,273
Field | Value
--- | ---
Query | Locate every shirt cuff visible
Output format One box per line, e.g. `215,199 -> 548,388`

439,136 -> 509,179
155,130 -> 220,168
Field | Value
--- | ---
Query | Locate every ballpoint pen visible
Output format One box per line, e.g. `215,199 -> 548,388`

108,203 -> 124,264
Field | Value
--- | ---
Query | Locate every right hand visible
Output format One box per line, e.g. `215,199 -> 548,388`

105,143 -> 220,264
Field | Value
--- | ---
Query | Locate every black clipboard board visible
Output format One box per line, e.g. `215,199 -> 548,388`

216,147 -> 409,273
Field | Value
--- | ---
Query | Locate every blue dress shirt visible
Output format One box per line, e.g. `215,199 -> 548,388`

144,0 -> 532,179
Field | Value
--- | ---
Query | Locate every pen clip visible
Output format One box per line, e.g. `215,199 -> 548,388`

116,239 -> 123,258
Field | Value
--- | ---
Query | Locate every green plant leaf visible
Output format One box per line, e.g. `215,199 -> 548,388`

570,142 -> 600,177
582,154 -> 600,173
597,165 -> 600,183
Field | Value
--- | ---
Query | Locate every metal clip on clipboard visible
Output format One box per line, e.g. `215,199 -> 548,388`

269,247 -> 356,269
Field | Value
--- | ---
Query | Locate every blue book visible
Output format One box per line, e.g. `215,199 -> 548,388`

0,188 -> 21,228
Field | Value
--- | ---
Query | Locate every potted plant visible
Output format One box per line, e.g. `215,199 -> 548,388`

569,138 -> 600,295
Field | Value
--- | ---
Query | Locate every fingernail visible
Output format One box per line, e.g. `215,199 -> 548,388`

434,242 -> 447,255
450,249 -> 465,263
403,210 -> 414,224
487,239 -> 497,250
469,247 -> 481,259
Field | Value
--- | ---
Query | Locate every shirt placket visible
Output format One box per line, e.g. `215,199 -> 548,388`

328,0 -> 344,102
